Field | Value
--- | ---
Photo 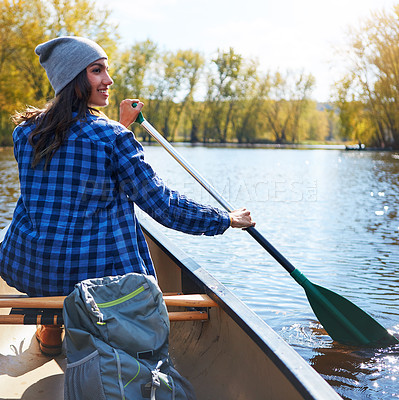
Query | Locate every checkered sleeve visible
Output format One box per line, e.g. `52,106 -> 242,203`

113,127 -> 230,236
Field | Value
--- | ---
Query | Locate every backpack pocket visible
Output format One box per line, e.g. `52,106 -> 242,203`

94,277 -> 170,359
64,350 -> 106,400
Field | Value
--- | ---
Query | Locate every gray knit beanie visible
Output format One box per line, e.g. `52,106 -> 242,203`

35,36 -> 108,96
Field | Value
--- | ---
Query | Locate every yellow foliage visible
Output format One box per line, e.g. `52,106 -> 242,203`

333,3 -> 399,148
0,0 -> 118,143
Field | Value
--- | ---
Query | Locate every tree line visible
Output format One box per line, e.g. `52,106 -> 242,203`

1,0 -> 398,149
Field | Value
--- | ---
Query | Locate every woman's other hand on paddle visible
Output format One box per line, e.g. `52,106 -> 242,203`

229,208 -> 255,229
119,99 -> 144,128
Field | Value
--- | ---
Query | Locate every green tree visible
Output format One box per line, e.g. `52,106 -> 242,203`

150,49 -> 205,142
262,71 -> 314,143
205,48 -> 243,142
234,68 -> 271,143
109,39 -> 158,122
170,50 -> 204,141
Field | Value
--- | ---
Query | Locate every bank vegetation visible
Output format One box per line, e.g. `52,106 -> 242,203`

1,0 -> 399,149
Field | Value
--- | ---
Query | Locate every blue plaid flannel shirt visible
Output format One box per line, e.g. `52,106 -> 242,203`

0,113 -> 230,296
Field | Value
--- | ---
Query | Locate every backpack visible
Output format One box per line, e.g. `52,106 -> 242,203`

63,273 -> 196,400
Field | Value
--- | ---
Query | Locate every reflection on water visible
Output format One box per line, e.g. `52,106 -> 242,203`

311,344 -> 399,399
0,148 -> 19,228
1,145 -> 399,399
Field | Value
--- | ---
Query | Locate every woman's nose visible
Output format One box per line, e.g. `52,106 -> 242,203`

104,72 -> 113,86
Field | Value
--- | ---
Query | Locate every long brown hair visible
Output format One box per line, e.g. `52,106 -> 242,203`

13,69 -> 101,168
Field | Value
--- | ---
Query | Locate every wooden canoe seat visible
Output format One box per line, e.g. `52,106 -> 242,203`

0,293 -> 218,325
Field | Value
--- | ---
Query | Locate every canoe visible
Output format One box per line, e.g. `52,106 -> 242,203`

345,143 -> 366,150
0,219 -> 342,400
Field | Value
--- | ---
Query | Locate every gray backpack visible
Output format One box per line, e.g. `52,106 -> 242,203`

63,273 -> 196,400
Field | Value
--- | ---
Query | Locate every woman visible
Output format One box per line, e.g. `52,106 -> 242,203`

0,37 -> 255,354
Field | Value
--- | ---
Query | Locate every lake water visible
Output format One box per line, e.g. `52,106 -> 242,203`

1,144 -> 399,399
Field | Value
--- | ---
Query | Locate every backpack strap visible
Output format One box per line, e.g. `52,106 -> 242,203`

150,360 -> 163,400
150,360 -> 176,400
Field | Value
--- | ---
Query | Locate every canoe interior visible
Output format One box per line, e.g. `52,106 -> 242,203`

0,278 -> 66,399
0,219 -> 341,399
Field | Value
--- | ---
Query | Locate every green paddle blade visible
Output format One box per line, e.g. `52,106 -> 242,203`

291,269 -> 399,346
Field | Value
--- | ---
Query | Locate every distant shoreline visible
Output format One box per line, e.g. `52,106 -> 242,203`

141,141 -> 395,151
0,143 -> 394,151
141,142 -> 347,150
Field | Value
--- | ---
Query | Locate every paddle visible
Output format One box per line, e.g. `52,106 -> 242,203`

132,105 -> 398,347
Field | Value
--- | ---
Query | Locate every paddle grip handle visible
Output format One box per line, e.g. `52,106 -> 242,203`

245,226 -> 296,274
132,103 -> 145,124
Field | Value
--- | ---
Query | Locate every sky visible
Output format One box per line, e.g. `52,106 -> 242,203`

97,0 -> 398,102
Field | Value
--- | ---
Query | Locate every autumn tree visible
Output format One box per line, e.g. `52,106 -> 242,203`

302,103 -> 330,142
0,0 -> 49,144
335,4 -> 399,148
0,0 -> 118,145
334,77 -> 373,144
